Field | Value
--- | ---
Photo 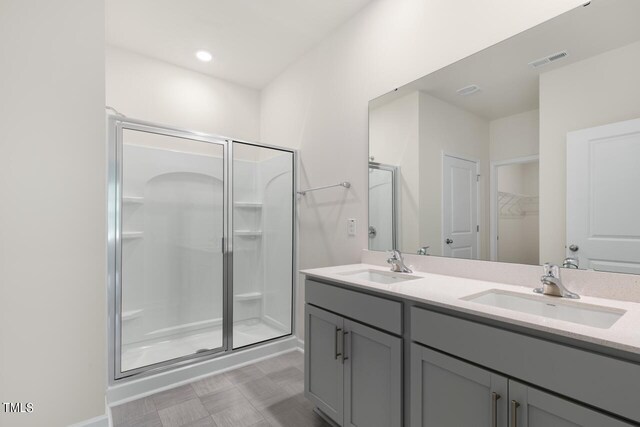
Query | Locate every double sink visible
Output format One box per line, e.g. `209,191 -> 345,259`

338,268 -> 626,329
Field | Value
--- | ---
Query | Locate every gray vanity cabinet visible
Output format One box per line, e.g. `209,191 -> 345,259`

343,318 -> 402,427
305,302 -> 402,427
509,381 -> 631,427
410,343 -> 508,427
411,343 -> 633,427
305,304 -> 344,423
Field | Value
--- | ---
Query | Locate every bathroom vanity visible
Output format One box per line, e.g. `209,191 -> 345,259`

302,263 -> 640,427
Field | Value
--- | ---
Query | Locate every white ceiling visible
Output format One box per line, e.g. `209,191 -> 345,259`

370,0 -> 640,120
106,0 -> 373,89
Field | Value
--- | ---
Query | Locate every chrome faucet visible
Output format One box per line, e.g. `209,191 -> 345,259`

563,257 -> 579,269
417,246 -> 430,256
534,263 -> 579,299
387,250 -> 413,273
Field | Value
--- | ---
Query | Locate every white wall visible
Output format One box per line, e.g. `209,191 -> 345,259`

260,0 -> 583,338
106,46 -> 261,142
419,93 -> 490,258
539,39 -> 640,264
369,92 -> 420,251
490,109 -> 539,162
0,1 -> 106,426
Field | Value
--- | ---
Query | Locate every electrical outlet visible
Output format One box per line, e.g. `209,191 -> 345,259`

347,218 -> 357,236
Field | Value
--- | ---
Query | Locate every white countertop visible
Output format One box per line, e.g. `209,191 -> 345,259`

301,263 -> 640,356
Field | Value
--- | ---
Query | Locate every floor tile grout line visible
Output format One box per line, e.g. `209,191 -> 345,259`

233,377 -> 273,425
116,354 -> 310,427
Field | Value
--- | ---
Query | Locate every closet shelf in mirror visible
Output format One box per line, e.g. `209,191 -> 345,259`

498,191 -> 539,218
122,231 -> 144,240
123,196 -> 144,204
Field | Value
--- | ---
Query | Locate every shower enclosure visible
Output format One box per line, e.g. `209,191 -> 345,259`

368,162 -> 397,251
108,117 -> 295,380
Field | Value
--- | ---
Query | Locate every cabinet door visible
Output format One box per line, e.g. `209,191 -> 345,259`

411,344 -> 508,427
343,319 -> 402,427
305,304 -> 344,425
509,381 -> 633,427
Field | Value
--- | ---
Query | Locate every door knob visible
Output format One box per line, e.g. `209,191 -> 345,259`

445,238 -> 453,244
569,244 -> 579,252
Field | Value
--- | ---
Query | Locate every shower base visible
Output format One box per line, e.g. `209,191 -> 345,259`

121,319 -> 287,373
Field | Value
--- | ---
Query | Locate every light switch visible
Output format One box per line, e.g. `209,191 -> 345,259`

347,218 -> 357,236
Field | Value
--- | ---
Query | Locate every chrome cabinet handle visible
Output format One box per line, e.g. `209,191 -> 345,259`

510,400 -> 520,427
569,244 -> 579,252
342,331 -> 350,363
445,238 -> 453,244
334,327 -> 342,360
491,392 -> 501,427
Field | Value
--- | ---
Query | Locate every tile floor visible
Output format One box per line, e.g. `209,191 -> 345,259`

111,351 -> 331,427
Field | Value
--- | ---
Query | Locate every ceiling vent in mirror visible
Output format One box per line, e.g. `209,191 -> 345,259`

456,84 -> 481,96
528,50 -> 568,68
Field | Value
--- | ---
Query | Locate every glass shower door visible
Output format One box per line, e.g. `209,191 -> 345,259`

116,124 -> 227,377
232,142 -> 294,349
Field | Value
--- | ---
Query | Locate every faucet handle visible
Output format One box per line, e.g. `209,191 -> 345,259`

388,249 -> 401,259
543,263 -> 560,278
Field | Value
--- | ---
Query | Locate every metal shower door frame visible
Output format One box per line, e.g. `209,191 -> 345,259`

107,115 -> 298,384
108,116 -> 230,381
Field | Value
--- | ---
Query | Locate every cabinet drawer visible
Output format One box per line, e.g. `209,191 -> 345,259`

411,307 -> 640,423
306,279 -> 402,335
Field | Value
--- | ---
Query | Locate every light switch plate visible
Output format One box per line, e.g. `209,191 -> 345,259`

347,218 -> 357,236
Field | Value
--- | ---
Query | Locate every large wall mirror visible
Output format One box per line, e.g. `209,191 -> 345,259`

368,0 -> 640,275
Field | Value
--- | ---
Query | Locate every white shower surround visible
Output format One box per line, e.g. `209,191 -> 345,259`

120,139 -> 293,372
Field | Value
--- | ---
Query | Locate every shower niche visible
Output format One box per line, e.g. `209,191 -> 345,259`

109,118 -> 294,380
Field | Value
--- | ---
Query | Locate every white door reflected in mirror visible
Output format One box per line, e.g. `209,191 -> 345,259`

567,118 -> 640,275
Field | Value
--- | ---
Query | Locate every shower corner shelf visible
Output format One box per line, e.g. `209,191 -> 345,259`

234,202 -> 263,208
234,230 -> 262,237
122,231 -> 144,240
123,196 -> 145,204
122,309 -> 143,321
234,292 -> 263,302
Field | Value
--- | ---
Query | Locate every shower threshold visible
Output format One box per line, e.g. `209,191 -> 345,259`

121,319 -> 287,373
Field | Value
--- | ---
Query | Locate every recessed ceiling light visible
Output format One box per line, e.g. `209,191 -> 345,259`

195,50 -> 213,62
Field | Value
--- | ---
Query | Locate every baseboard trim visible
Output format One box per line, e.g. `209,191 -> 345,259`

107,336 -> 298,406
313,408 -> 340,427
68,414 -> 109,427
296,338 -> 304,351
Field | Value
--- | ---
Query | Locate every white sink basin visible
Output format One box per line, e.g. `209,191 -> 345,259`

338,269 -> 421,284
462,289 -> 625,329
